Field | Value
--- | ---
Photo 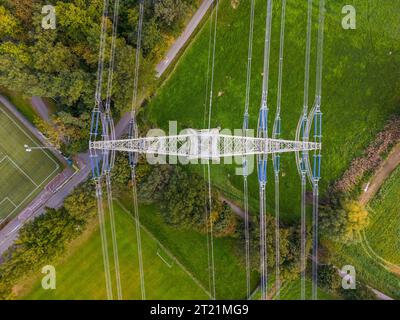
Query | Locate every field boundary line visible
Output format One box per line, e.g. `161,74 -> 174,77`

359,229 -> 399,270
0,197 -> 17,209
0,105 -> 60,172
0,158 -> 59,224
4,156 -> 38,187
116,199 -> 212,299
157,250 -> 173,268
0,105 -> 60,222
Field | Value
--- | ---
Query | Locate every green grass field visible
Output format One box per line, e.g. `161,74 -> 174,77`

366,167 -> 400,265
146,0 -> 400,221
0,88 -> 39,123
22,196 -> 259,299
278,278 -> 338,300
331,167 -> 400,299
118,197 -> 260,299
23,202 -> 210,300
0,104 -> 60,222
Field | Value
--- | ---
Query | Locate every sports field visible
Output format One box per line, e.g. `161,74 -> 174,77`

0,104 -> 60,222
146,0 -> 400,221
22,202 -> 210,300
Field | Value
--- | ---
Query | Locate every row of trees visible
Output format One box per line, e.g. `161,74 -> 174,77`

112,154 -> 239,238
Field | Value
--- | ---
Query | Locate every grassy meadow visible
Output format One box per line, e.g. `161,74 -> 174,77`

145,0 -> 400,221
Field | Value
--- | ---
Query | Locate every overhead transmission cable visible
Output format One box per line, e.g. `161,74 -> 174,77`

241,0 -> 256,300
90,0 -> 113,300
128,0 -> 146,300
296,0 -> 313,300
257,0 -> 273,301
202,1 -> 215,299
272,0 -> 286,300
311,0 -> 325,300
205,0 -> 219,300
102,0 -> 122,300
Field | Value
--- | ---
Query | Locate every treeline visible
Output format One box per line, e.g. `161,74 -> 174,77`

0,0 -> 199,155
320,116 -> 400,243
0,183 -> 96,299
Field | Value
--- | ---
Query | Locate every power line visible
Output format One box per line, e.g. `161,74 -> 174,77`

272,0 -> 287,300
128,0 -> 146,300
242,0 -> 256,300
90,0 -> 114,300
206,0 -> 219,300
103,0 -> 123,300
202,0 -> 215,297
298,0 -> 313,300
311,0 -> 325,300
257,0 -> 273,301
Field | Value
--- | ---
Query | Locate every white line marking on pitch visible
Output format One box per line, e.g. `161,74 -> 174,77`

4,156 -> 38,187
0,107 -> 61,223
0,197 -> 17,208
157,250 -> 173,268
0,107 -> 60,171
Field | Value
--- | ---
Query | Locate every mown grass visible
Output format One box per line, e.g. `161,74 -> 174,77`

278,278 -> 338,300
330,241 -> 400,300
119,197 -> 259,299
366,166 -> 400,265
145,0 -> 400,222
22,202 -> 209,300
0,87 -> 39,123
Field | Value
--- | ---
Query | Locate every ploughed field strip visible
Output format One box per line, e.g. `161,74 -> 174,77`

0,104 -> 60,221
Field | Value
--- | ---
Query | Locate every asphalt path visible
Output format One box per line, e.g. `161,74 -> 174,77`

156,0 -> 213,77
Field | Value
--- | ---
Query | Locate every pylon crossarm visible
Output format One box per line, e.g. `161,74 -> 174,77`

90,129 -> 321,159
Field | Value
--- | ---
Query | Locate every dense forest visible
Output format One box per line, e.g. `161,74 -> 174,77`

0,0 -> 199,154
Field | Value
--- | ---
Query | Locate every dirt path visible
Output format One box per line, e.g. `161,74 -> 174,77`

356,143 -> 400,300
31,96 -> 50,122
359,143 -> 400,205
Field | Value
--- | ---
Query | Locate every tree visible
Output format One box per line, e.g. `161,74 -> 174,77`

320,200 -> 369,243
33,116 -> 64,149
0,207 -> 82,299
155,0 -> 188,31
208,201 -> 238,238
64,182 -> 96,220
318,264 -> 341,292
55,111 -> 90,155
0,5 -> 21,38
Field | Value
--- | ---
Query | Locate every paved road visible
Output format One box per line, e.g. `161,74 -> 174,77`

156,0 -> 213,77
31,96 -> 50,122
